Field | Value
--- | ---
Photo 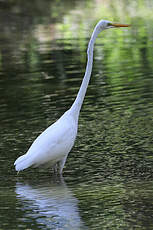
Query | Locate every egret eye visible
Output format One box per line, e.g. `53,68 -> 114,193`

107,22 -> 112,27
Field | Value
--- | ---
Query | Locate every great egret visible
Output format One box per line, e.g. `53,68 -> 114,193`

14,20 -> 130,174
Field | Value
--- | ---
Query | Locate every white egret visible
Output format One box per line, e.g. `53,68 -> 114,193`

14,20 -> 130,174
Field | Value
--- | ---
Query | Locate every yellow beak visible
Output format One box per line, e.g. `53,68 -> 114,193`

111,23 -> 130,27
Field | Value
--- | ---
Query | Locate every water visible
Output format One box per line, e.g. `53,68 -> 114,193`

0,0 -> 153,229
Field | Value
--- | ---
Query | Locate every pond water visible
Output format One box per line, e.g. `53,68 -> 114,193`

0,0 -> 153,229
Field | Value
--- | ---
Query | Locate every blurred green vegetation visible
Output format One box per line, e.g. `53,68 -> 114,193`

1,0 -> 153,80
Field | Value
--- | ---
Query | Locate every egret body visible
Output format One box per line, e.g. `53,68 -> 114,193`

14,20 -> 129,174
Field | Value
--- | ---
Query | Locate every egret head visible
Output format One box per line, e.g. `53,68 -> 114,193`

97,19 -> 130,31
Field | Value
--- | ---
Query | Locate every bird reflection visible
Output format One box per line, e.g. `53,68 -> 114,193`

15,177 -> 87,230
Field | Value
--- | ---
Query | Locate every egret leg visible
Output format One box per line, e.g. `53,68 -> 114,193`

59,155 -> 67,175
53,163 -> 58,174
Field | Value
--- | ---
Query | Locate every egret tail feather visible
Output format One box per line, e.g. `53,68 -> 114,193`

15,154 -> 33,171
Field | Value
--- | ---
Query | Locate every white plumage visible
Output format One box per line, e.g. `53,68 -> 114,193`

14,20 -> 129,174
15,110 -> 77,174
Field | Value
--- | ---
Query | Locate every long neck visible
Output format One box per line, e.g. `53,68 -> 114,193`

70,26 -> 100,118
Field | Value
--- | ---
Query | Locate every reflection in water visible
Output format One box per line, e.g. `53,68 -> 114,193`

15,178 -> 87,230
